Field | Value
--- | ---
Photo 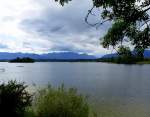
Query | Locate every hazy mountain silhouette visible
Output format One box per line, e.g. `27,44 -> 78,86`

0,52 -> 96,60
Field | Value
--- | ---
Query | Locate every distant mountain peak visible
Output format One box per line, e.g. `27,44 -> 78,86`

0,52 -> 96,60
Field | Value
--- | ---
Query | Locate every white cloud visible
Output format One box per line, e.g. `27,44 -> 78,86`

0,0 -> 49,53
0,0 -> 111,56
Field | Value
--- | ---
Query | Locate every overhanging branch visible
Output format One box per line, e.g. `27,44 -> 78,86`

85,6 -> 111,27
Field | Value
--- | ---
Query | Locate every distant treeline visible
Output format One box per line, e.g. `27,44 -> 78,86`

0,57 -> 149,64
36,58 -> 150,64
98,57 -> 150,64
9,57 -> 35,63
35,59 -> 98,62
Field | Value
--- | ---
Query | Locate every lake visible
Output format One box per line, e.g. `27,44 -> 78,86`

0,62 -> 150,117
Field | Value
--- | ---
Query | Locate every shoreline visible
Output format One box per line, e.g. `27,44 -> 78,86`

0,59 -> 149,64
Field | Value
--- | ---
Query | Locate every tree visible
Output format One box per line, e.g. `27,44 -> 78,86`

55,0 -> 150,58
118,46 -> 132,57
0,81 -> 32,117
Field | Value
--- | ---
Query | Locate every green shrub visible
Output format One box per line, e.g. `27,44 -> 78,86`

33,85 -> 90,117
24,107 -> 35,117
0,81 -> 32,117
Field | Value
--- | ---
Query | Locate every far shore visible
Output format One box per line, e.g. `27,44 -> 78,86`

0,59 -> 149,64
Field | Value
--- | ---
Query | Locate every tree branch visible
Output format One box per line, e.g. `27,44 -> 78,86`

85,6 -> 111,27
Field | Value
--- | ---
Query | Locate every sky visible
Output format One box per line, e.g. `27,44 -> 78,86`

0,0 -> 112,56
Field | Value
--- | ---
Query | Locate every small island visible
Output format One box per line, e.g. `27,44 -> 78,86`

9,57 -> 35,63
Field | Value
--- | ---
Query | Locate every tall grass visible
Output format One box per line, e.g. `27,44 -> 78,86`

33,84 -> 91,117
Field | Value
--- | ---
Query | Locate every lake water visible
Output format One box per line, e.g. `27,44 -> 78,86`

0,62 -> 150,116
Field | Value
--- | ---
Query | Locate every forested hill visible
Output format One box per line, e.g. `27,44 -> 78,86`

102,50 -> 150,58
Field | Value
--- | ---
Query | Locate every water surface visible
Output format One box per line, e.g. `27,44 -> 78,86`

0,62 -> 150,116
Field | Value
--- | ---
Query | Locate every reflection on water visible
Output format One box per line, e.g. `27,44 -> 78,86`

0,62 -> 150,116
0,68 -> 5,72
16,66 -> 24,67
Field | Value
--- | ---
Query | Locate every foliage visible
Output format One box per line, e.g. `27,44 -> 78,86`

54,0 -> 72,6
24,107 -> 35,117
101,20 -> 128,48
98,56 -> 145,64
33,85 -> 91,117
55,0 -> 150,58
118,46 -> 132,57
0,81 -> 32,117
10,57 -> 35,63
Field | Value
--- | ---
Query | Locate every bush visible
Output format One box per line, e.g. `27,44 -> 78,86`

0,81 -> 32,117
33,85 -> 90,117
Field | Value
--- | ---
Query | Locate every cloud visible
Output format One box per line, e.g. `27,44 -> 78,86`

0,43 -> 8,49
0,0 -> 111,55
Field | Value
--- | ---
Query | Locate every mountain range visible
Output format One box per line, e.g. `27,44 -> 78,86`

0,52 -> 96,60
0,50 -> 149,61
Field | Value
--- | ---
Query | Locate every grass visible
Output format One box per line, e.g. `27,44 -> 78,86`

32,84 -> 92,117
